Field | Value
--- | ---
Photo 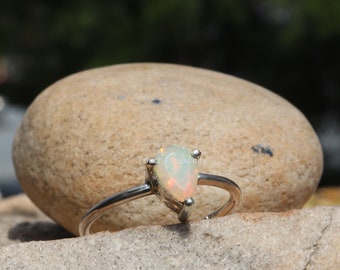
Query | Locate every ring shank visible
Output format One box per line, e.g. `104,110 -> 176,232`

197,173 -> 241,219
78,183 -> 152,236
79,173 -> 241,236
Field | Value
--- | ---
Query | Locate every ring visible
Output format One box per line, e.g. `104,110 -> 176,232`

79,145 -> 241,236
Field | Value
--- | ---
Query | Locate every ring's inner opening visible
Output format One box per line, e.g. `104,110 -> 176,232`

89,195 -> 178,233
89,185 -> 230,234
190,185 -> 230,220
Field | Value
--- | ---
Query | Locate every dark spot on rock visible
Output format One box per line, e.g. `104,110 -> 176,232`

251,144 -> 273,157
152,98 -> 161,104
117,95 -> 125,100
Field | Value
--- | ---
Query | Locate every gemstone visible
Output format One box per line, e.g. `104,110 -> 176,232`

154,145 -> 199,202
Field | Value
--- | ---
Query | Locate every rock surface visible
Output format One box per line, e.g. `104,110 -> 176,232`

0,195 -> 73,247
12,63 -> 323,235
305,187 -> 340,207
0,196 -> 338,269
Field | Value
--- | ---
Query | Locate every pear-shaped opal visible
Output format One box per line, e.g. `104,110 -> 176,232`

154,145 -> 198,202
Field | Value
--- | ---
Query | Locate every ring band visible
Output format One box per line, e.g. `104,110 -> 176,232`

79,146 -> 241,236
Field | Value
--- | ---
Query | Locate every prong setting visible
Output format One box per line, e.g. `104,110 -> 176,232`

191,149 -> 201,160
184,197 -> 195,206
145,157 -> 159,193
178,197 -> 195,222
147,157 -> 157,166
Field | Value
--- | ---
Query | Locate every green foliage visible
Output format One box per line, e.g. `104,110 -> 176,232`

0,0 -> 339,186
0,0 -> 339,115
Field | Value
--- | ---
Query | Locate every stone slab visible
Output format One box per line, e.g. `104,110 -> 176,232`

0,198 -> 338,270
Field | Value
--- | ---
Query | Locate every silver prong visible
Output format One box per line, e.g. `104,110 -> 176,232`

191,149 -> 201,160
178,197 -> 195,222
147,157 -> 157,166
184,198 -> 195,206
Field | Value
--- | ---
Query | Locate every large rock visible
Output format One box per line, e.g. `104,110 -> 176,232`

12,63 -> 323,235
0,203 -> 338,269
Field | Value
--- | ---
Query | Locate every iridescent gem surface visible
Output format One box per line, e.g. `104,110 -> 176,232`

154,145 -> 199,202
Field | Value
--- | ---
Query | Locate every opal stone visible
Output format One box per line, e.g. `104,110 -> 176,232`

154,145 -> 199,202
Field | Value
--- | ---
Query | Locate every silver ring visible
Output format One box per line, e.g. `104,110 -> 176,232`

79,145 -> 241,236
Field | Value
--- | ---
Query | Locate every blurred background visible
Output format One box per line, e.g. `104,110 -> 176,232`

0,0 -> 339,197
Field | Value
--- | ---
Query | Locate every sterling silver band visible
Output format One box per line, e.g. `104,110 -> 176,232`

79,172 -> 241,236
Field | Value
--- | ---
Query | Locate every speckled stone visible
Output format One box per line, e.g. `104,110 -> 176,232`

1,206 -> 339,269
12,63 -> 323,235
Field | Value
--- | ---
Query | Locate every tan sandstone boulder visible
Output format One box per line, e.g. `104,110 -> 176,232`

12,63 -> 323,235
